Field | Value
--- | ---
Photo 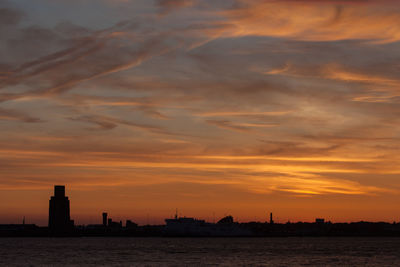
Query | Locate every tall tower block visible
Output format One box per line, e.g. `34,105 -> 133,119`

49,185 -> 74,234
102,212 -> 108,226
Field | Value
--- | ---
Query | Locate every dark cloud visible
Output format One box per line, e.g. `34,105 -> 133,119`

0,7 -> 23,26
68,115 -> 118,130
206,120 -> 250,132
67,114 -> 170,135
256,140 -> 341,157
0,107 -> 43,123
156,0 -> 194,14
0,17 -> 185,99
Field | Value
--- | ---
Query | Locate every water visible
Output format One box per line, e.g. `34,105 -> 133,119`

0,237 -> 399,266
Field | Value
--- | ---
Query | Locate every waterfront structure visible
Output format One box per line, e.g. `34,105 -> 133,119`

48,185 -> 74,234
165,216 -> 208,235
102,212 -> 108,226
2,186 -> 399,237
126,220 -> 137,229
165,215 -> 251,236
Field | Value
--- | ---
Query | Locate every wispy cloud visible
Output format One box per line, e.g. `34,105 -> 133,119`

219,0 -> 400,43
0,107 -> 43,123
68,114 -> 167,133
156,0 -> 194,14
1,0 -> 400,223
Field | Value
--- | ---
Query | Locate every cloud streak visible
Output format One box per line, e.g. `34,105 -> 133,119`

0,108 -> 43,123
219,0 -> 400,43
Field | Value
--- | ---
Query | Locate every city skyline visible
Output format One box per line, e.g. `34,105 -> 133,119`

3,185 -> 400,238
1,185 -> 399,227
1,0 -> 400,225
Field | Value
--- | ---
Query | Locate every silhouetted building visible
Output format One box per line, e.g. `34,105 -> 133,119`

164,215 -> 251,236
106,216 -> 122,228
217,215 -> 234,225
165,216 -> 207,235
126,220 -> 138,229
102,212 -> 108,226
48,185 -> 74,234
5,184 -> 400,238
0,224 -> 40,237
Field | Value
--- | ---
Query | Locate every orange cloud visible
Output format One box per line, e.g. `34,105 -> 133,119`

220,0 -> 400,43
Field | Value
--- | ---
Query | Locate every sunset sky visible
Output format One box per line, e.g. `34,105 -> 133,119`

1,0 -> 400,226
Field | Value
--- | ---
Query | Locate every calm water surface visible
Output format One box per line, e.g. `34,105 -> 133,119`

0,237 -> 399,266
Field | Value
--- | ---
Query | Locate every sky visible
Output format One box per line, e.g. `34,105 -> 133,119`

1,0 -> 400,226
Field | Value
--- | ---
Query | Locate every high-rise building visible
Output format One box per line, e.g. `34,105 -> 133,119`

102,212 -> 108,226
48,185 -> 74,234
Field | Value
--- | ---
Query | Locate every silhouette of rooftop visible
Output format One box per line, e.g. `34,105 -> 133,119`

1,185 -> 400,237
